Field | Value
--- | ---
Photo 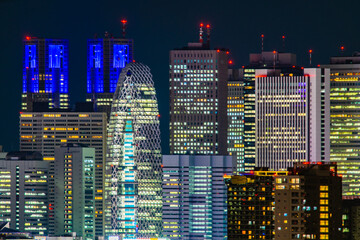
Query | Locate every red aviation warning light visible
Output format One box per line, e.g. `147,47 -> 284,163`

25,36 -> 31,40
228,60 -> 233,64
340,46 -> 345,51
199,23 -> 204,43
121,19 -> 127,38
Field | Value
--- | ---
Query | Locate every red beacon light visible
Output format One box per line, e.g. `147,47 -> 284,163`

216,49 -> 220,53
228,60 -> 233,64
206,24 -> 210,28
121,19 -> 127,24
226,51 -> 229,54
25,36 -> 31,40
273,50 -> 276,54
282,35 -> 285,39
340,46 -> 345,51
200,23 -> 204,27
317,64 -> 320,67
261,34 -> 264,38
309,49 -> 313,53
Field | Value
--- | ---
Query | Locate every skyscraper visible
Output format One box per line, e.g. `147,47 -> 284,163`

226,163 -> 342,240
163,155 -> 234,240
86,33 -> 133,116
53,144 -> 95,240
227,69 -> 245,173
243,51 -> 298,171
22,37 -> 69,111
321,54 -> 360,198
255,67 -> 330,170
105,63 -> 162,238
0,151 -> 49,236
275,162 -> 342,240
19,112 -> 107,236
169,26 -> 229,155
226,170 -> 283,239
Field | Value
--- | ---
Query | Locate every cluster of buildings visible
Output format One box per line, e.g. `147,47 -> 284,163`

2,23 -> 360,240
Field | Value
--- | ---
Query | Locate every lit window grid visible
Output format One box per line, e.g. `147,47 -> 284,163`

256,76 -> 308,170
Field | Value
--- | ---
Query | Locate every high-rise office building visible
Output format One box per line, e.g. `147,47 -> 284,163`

53,144 -> 95,240
105,63 -> 162,238
86,33 -> 133,116
227,69 -> 244,173
274,162 -> 342,240
22,37 -> 69,111
255,67 -> 330,170
163,155 -> 234,240
342,199 -> 360,240
169,29 -> 229,155
0,151 -> 49,236
243,52 -> 298,171
321,55 -> 360,198
226,170 -> 285,240
19,112 -> 106,236
227,163 -> 342,240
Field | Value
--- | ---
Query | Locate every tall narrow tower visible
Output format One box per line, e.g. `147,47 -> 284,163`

105,63 -> 162,238
86,32 -> 133,117
22,37 -> 69,111
169,24 -> 229,155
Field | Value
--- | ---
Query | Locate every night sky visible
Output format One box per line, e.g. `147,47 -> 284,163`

1,0 -> 359,153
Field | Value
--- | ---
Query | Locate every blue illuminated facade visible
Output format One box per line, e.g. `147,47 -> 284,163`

86,36 -> 133,115
22,38 -> 69,111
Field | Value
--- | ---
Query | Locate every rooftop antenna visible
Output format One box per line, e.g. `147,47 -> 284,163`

309,49 -> 313,66
206,24 -> 211,47
273,50 -> 276,70
199,23 -> 204,43
282,35 -> 285,51
121,19 -> 127,38
261,34 -> 264,52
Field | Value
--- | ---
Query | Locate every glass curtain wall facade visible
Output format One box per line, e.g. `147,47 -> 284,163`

322,56 -> 360,198
163,155 -> 233,240
227,69 -> 245,173
105,63 -> 162,238
22,38 -> 69,111
53,145 -> 95,240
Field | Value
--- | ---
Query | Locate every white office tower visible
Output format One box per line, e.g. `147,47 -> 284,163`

105,63 -> 162,238
255,68 -> 330,170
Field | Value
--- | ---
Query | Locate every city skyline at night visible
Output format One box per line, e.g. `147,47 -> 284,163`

1,0 -> 360,152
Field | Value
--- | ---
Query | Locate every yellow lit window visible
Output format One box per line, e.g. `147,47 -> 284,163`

320,185 -> 329,191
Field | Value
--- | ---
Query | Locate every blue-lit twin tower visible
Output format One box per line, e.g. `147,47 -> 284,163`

23,34 -> 133,115
22,38 -> 69,111
86,35 -> 134,116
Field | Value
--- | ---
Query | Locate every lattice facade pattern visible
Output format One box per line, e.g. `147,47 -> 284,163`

105,63 -> 162,238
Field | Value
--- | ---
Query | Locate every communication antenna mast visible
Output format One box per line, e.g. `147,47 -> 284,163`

121,19 -> 127,38
206,24 -> 211,46
199,23 -> 204,43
